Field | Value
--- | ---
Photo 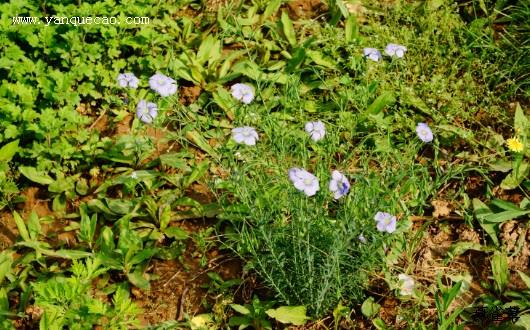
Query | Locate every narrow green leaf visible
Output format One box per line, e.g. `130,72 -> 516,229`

491,251 -> 509,293
27,212 -> 40,241
483,210 -> 530,223
280,11 -> 297,46
42,249 -> 92,259
262,0 -> 281,21
345,15 -> 358,42
12,211 -> 30,242
516,270 -> 530,289
491,199 -> 522,211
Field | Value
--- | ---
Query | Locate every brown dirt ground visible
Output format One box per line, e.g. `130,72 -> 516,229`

135,220 -> 242,327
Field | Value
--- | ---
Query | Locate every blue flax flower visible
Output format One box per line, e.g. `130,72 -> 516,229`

363,48 -> 382,62
231,126 -> 259,146
374,211 -> 397,233
136,100 -> 158,124
231,83 -> 255,104
117,73 -> 139,88
329,170 -> 350,199
288,168 -> 320,197
305,121 -> 326,142
384,43 -> 407,58
416,123 -> 433,143
149,73 -> 177,97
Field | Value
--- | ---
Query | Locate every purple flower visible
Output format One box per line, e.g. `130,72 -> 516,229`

232,126 -> 259,146
117,73 -> 139,89
374,211 -> 397,233
358,234 -> 367,244
149,73 -> 177,97
305,121 -> 326,142
288,168 -> 320,196
329,170 -> 350,200
398,274 -> 415,296
416,123 -> 433,143
384,43 -> 407,58
363,48 -> 382,62
231,83 -> 255,104
136,100 -> 158,124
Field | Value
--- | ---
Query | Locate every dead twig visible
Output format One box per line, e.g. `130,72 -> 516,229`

409,215 -> 464,222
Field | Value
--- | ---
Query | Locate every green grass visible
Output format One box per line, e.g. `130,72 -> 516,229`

1,0 -> 529,329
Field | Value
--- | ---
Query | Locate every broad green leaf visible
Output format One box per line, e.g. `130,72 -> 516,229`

159,204 -> 172,230
87,199 -> 115,215
488,160 -> 512,172
191,314 -> 215,330
75,178 -> 89,195
212,87 -> 236,120
516,270 -> 530,289
230,304 -> 250,315
372,318 -> 388,330
19,166 -> 54,185
361,297 -> 381,318
472,199 -> 502,246
262,0 -> 281,21
159,153 -> 190,170
48,176 -> 76,193
128,248 -> 158,266
183,162 -> 209,188
228,315 -> 251,328
265,306 -> 309,325
107,199 -> 136,215
501,162 -> 529,190
285,47 -> 306,72
438,124 -> 475,141
491,251 -> 508,293
185,130 -> 219,159
365,92 -> 395,115
472,198 -> 493,219
400,88 -> 433,116
306,50 -> 337,69
280,11 -> 297,46
164,227 -> 189,240
0,253 -> 13,285
515,314 -> 530,328
127,271 -> 150,290
0,140 -> 19,162
445,242 -> 490,261
197,35 -> 221,66
13,211 -> 30,242
218,50 -> 246,79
